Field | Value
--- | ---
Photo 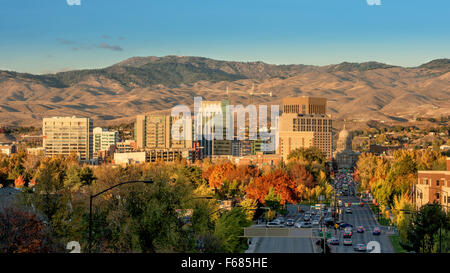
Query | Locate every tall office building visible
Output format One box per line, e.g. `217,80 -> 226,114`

135,114 -> 192,150
43,116 -> 93,162
196,100 -> 232,156
278,97 -> 333,161
282,97 -> 327,115
93,127 -> 119,157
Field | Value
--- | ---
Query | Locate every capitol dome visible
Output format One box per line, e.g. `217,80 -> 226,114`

337,125 -> 352,151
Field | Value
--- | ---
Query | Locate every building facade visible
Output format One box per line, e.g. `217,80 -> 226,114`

135,114 -> 192,150
0,143 -> 16,156
43,116 -> 93,162
195,100 -> 231,157
282,97 -> 327,115
415,157 -> 450,212
278,112 -> 333,161
93,127 -> 119,158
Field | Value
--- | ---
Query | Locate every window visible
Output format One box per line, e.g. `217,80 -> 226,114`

436,180 -> 440,186
436,193 -> 440,200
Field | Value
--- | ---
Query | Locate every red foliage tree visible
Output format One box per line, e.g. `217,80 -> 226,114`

245,169 -> 299,205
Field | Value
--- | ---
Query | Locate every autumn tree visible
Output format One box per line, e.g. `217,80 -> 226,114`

245,169 -> 299,206
0,207 -> 61,253
392,193 -> 414,245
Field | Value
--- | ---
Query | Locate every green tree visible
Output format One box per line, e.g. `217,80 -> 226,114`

214,207 -> 251,253
404,203 -> 449,253
264,187 -> 282,211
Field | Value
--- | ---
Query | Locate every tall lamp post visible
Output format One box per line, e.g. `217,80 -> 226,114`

88,180 -> 154,253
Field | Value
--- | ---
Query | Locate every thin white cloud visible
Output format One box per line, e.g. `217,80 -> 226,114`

97,43 -> 124,51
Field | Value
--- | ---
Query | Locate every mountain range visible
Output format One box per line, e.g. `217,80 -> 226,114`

0,56 -> 449,127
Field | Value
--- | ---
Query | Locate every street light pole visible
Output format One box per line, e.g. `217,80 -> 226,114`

88,180 -> 154,253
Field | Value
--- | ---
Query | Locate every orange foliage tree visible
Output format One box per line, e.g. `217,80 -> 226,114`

288,162 -> 315,189
245,169 -> 299,205
206,162 -> 236,189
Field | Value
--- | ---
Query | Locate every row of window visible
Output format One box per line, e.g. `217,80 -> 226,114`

422,178 -> 449,187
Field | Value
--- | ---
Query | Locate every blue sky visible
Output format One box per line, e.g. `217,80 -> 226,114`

0,0 -> 449,74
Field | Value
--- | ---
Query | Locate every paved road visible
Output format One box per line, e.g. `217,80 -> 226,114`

248,172 -> 395,253
332,194 -> 395,253
251,204 -> 315,253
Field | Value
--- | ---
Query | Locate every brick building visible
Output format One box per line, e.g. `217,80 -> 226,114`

415,157 -> 450,212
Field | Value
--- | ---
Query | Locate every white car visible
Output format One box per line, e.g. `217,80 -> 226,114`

300,222 -> 312,228
266,221 -> 281,228
312,220 -> 320,227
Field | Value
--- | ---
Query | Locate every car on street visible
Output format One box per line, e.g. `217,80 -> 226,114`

294,221 -> 303,228
354,243 -> 367,252
345,208 -> 352,214
328,237 -> 339,245
343,230 -> 352,238
300,222 -> 312,228
285,218 -> 295,226
373,227 -> 381,235
356,226 -> 365,233
276,218 -> 285,224
312,220 -> 320,227
266,221 -> 281,228
340,223 -> 353,229
343,238 -> 352,246
303,215 -> 311,221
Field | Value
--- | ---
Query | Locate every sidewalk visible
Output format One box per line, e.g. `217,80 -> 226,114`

245,237 -> 260,253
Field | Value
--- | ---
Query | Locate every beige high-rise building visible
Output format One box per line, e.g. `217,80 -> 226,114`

278,98 -> 333,161
43,116 -> 93,162
135,114 -> 192,150
282,97 -> 327,115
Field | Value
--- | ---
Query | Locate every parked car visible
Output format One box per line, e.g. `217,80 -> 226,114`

356,226 -> 365,233
373,227 -> 381,235
354,243 -> 367,252
312,220 -> 320,227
